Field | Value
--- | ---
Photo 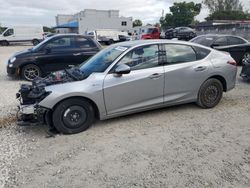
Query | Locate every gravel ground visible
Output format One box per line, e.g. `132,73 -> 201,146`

0,45 -> 250,188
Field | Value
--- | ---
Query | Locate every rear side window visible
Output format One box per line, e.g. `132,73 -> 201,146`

227,36 -> 246,45
164,44 -> 196,64
76,37 -> 96,48
193,46 -> 211,60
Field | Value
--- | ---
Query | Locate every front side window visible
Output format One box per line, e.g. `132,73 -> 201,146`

213,37 -> 228,46
117,45 -> 159,70
165,44 -> 196,64
45,37 -> 75,49
3,29 -> 14,37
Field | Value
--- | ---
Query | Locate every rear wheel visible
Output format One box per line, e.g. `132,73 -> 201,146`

197,78 -> 223,108
52,98 -> 95,134
1,40 -> 9,46
32,39 -> 40,46
21,64 -> 41,81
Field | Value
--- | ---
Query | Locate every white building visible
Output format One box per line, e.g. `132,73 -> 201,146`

55,9 -> 133,34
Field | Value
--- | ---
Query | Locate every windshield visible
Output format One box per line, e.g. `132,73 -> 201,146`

146,28 -> 154,34
32,37 -> 51,51
79,45 -> 128,75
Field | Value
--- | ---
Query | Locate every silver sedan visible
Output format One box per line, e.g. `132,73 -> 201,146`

17,40 -> 237,134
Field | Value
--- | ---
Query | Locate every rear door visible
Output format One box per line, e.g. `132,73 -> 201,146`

163,44 -> 211,103
103,44 -> 164,115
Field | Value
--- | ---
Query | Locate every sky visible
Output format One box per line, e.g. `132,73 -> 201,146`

0,0 -> 249,27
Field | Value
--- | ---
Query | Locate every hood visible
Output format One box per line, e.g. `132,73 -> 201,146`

17,68 -> 88,105
14,48 -> 33,57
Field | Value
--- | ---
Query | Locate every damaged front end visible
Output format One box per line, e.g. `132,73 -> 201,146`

16,68 -> 87,127
240,56 -> 250,81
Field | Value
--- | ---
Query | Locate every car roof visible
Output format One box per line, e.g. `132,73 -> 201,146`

193,34 -> 249,42
113,39 -> 211,50
50,33 -> 93,39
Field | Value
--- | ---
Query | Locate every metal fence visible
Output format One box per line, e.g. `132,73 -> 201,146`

196,28 -> 250,41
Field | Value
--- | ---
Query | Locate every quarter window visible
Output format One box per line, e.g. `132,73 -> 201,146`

164,44 -> 196,64
117,45 -> 159,70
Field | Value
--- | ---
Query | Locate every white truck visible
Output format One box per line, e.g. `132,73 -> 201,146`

86,29 -> 130,45
0,26 -> 44,46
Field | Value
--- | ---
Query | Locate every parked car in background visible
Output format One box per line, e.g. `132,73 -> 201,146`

86,29 -> 129,45
0,26 -> 44,46
7,34 -> 101,81
140,27 -> 160,40
190,34 -> 250,64
164,27 -> 196,40
17,40 -> 237,134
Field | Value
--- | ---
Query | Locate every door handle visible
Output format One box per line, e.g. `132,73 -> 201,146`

194,66 -> 207,72
149,73 -> 162,79
73,53 -> 82,56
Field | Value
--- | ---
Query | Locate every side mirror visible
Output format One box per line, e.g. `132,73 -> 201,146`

114,64 -> 131,75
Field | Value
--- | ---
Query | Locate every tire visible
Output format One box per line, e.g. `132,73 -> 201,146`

197,78 -> 223,108
32,39 -> 40,46
21,64 -> 41,81
241,52 -> 250,65
1,40 -> 9,46
52,98 -> 95,134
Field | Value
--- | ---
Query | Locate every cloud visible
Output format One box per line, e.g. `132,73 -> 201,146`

0,0 -> 249,26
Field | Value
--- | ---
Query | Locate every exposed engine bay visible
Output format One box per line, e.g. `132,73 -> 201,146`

16,68 -> 87,128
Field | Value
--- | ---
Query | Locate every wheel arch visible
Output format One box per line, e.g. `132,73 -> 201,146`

207,75 -> 227,92
52,96 -> 100,119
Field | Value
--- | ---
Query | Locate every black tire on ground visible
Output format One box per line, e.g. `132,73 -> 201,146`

1,40 -> 9,46
197,78 -> 223,108
32,39 -> 40,46
52,98 -> 95,134
21,64 -> 41,81
241,52 -> 250,65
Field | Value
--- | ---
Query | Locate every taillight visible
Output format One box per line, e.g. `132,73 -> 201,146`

227,60 -> 237,66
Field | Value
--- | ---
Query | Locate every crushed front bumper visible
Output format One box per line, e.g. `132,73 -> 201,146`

17,104 -> 52,126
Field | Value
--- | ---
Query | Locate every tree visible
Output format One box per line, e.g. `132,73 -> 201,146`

203,0 -> 250,20
160,2 -> 201,29
133,19 -> 142,27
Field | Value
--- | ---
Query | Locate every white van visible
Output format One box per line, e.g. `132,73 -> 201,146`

0,26 -> 44,46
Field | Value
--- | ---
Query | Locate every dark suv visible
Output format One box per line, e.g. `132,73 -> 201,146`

165,27 -> 196,40
7,34 -> 101,81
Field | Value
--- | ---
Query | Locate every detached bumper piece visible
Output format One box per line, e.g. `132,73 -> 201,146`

17,104 -> 51,127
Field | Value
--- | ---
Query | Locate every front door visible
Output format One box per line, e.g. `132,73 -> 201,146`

35,36 -> 80,73
103,44 -> 164,115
